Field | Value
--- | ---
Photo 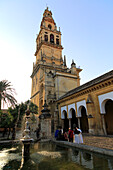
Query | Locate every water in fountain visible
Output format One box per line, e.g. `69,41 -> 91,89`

1,141 -> 113,170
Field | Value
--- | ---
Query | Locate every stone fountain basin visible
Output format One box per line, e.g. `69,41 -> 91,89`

20,138 -> 34,143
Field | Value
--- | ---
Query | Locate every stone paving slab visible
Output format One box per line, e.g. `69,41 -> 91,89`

83,135 -> 113,150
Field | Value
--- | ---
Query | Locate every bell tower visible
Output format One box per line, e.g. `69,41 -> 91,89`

35,7 -> 63,66
31,7 -> 82,117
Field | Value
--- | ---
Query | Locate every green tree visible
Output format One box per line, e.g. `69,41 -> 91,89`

0,100 -> 38,140
0,80 -> 17,110
26,100 -> 38,114
8,101 -> 38,140
0,111 -> 13,138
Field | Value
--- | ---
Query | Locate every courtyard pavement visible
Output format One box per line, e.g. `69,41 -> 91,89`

83,134 -> 113,151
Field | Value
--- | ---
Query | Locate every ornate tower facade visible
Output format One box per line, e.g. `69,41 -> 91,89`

31,8 -> 82,130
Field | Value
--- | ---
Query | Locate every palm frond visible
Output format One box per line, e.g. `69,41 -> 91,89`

0,80 -> 17,109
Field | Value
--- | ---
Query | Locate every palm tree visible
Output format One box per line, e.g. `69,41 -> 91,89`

0,80 -> 17,110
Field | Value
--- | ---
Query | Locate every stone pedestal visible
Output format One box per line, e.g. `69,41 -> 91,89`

39,100 -> 51,139
22,141 -> 30,159
40,118 -> 51,138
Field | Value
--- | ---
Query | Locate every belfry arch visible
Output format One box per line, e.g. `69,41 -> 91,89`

50,34 -> 54,43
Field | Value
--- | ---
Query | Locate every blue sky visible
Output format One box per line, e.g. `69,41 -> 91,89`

0,0 -> 113,107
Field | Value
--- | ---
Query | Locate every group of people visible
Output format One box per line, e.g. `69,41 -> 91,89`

55,126 -> 83,144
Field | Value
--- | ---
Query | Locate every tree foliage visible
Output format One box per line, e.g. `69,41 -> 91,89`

0,111 -> 13,128
0,80 -> 17,110
0,101 -> 38,139
8,100 -> 38,128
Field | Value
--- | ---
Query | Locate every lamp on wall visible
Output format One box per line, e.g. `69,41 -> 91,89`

87,114 -> 93,118
86,98 -> 92,104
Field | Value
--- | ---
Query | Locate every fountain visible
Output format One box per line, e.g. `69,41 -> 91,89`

20,103 -> 34,163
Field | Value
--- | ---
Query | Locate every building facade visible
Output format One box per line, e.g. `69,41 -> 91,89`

57,70 -> 113,135
30,8 -> 82,131
31,8 -> 113,136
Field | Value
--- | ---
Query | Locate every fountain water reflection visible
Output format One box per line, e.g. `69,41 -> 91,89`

0,142 -> 113,170
0,146 -> 21,170
36,151 -> 61,159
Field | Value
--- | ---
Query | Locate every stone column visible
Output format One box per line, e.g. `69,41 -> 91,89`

78,117 -> 81,128
88,117 -> 95,134
101,114 -> 107,135
69,118 -> 71,128
48,33 -> 50,42
61,119 -> 64,129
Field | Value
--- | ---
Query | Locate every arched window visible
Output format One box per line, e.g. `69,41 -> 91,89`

44,34 -> 48,42
48,24 -> 52,30
50,34 -> 54,43
56,38 -> 59,45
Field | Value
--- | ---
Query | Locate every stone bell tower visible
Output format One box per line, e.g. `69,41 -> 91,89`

31,7 -> 82,131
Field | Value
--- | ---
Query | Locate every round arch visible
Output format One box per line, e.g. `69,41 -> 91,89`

61,106 -> 67,119
50,34 -> 54,43
68,103 -> 76,118
62,110 -> 69,131
104,99 -> 113,134
80,106 -> 89,133
68,108 -> 76,118
98,91 -> 113,114
62,110 -> 67,119
69,108 -> 78,129
76,100 -> 87,117
101,99 -> 113,114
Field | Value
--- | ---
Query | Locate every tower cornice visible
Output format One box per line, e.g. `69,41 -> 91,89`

31,61 -> 81,79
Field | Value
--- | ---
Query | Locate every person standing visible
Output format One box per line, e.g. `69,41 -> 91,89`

68,128 -> 73,142
64,130 -> 68,141
55,128 -> 59,140
77,128 -> 83,143
74,127 -> 80,144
